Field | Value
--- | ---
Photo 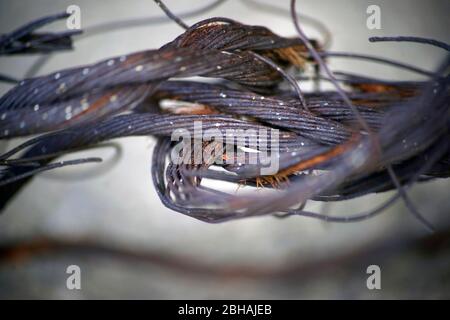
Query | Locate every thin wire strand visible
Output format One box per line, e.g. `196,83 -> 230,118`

153,0 -> 189,30
249,51 -> 308,110
369,36 -> 450,52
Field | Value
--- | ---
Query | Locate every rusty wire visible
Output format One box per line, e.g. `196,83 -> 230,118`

0,1 -> 448,230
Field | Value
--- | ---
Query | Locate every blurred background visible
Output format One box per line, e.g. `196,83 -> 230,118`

0,0 -> 449,299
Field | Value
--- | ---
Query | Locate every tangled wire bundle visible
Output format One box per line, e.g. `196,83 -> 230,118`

0,1 -> 449,228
